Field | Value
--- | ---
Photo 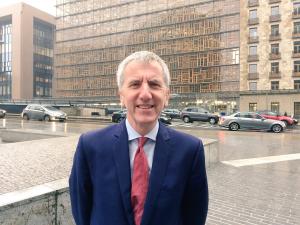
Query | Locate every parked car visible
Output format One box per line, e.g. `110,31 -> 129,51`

21,104 -> 67,122
111,109 -> 127,123
162,108 -> 181,119
111,109 -> 172,125
257,110 -> 298,126
180,107 -> 219,124
0,108 -> 6,118
219,112 -> 286,133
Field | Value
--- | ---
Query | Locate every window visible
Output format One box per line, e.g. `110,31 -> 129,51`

271,81 -> 279,90
294,41 -> 300,53
249,28 -> 257,37
294,22 -> 300,34
249,103 -> 257,112
271,102 -> 280,113
249,82 -> 257,90
249,46 -> 257,55
293,2 -> 300,15
271,24 -> 279,36
249,10 -> 257,19
294,61 -> 300,72
249,64 -> 257,73
294,80 -> 300,89
271,43 -> 279,54
271,6 -> 279,16
271,62 -> 279,73
295,102 -> 300,118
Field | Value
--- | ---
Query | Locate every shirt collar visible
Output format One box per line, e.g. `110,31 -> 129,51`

125,119 -> 159,142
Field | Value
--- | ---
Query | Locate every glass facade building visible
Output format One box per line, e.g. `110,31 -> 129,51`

33,18 -> 54,97
55,0 -> 240,111
0,16 -> 12,99
0,3 -> 55,100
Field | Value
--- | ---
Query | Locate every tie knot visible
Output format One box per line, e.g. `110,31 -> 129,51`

138,137 -> 147,148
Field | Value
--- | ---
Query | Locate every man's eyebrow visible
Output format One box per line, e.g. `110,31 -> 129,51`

148,78 -> 163,83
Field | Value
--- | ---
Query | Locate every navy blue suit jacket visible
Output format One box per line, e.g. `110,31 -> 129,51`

69,121 -> 208,225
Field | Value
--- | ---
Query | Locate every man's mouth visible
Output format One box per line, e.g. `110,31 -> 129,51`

137,105 -> 154,109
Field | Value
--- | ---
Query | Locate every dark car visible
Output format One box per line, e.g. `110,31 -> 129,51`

111,109 -> 127,123
162,108 -> 181,119
257,110 -> 298,126
180,107 -> 219,124
111,110 -> 172,125
0,108 -> 6,118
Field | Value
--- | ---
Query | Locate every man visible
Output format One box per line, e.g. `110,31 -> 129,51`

69,51 -> 208,225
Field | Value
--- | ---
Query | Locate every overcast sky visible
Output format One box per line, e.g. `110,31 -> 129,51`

0,0 -> 56,16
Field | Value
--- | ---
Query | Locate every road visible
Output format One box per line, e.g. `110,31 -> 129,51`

1,117 -> 299,163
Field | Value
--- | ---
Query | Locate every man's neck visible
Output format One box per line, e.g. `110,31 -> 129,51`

126,119 -> 158,136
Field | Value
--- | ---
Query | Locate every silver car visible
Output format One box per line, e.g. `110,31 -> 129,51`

219,112 -> 286,133
21,104 -> 67,122
0,108 -> 6,118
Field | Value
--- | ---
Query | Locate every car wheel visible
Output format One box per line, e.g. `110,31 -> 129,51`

183,116 -> 190,123
44,115 -> 51,122
209,117 -> 217,124
229,122 -> 239,131
272,124 -> 282,133
23,114 -> 29,120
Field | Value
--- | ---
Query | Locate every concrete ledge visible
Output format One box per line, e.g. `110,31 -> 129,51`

202,138 -> 219,167
0,179 -> 74,225
0,128 -> 66,143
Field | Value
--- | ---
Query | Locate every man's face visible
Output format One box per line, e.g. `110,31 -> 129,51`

119,60 -> 170,133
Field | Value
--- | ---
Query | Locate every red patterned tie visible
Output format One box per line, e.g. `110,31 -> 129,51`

131,137 -> 149,225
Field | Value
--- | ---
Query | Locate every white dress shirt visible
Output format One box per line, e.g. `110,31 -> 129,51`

125,119 -> 159,177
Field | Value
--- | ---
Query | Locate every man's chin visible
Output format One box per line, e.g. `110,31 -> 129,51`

135,117 -> 158,126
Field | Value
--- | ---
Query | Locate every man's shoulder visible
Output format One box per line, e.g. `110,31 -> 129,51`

81,123 -> 121,142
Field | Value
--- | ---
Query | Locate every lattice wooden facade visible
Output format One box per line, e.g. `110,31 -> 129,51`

55,0 -> 240,101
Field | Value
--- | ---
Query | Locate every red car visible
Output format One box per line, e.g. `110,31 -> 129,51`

257,111 -> 298,126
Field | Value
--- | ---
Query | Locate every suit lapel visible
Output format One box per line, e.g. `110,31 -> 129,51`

142,123 -> 171,225
112,121 -> 134,225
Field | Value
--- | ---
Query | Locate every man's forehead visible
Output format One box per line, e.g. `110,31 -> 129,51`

125,60 -> 162,71
124,61 -> 164,77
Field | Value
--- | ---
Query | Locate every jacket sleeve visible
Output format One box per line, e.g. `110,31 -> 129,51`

69,134 -> 93,225
182,140 -> 209,225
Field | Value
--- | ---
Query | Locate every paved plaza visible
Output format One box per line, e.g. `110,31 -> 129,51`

0,123 -> 299,224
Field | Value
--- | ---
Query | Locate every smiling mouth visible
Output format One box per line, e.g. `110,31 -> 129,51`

137,105 -> 154,109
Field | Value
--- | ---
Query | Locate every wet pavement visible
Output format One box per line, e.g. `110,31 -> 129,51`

0,118 -> 299,224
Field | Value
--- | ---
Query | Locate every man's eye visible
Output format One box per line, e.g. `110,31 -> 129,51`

129,82 -> 140,88
149,82 -> 162,88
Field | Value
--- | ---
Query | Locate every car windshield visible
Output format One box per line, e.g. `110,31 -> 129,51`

44,106 -> 60,111
265,111 -> 277,116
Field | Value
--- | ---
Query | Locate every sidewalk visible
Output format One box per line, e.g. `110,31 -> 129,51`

206,163 -> 300,225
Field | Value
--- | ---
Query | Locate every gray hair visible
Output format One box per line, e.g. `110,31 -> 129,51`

116,51 -> 170,89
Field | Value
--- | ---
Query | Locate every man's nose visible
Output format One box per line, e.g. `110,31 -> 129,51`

139,83 -> 152,99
